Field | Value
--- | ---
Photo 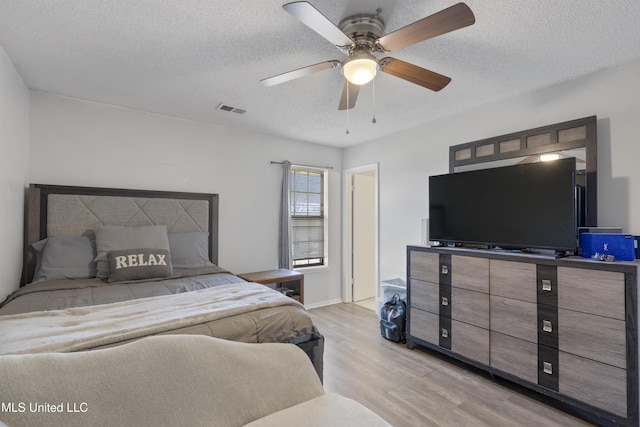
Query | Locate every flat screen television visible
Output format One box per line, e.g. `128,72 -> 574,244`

429,157 -> 578,252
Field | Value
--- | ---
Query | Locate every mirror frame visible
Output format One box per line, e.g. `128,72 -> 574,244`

448,116 -> 597,226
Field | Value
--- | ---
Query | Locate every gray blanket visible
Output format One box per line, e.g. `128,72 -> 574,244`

0,266 -> 241,315
0,282 -> 316,355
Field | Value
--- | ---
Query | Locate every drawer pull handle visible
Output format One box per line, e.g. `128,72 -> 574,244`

441,328 -> 449,338
543,361 -> 553,375
441,265 -> 449,275
542,320 -> 553,333
542,279 -> 552,292
441,297 -> 449,306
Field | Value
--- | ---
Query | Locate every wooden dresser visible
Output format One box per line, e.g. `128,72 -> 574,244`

407,245 -> 638,426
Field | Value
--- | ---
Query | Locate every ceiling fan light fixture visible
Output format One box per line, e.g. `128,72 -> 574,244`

263,2 -> 476,111
342,53 -> 377,85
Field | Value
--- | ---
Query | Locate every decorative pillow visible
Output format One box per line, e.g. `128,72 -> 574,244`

168,232 -> 213,268
95,225 -> 170,279
106,248 -> 173,283
31,235 -> 97,283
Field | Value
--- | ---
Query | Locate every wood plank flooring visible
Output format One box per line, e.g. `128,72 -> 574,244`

308,303 -> 594,427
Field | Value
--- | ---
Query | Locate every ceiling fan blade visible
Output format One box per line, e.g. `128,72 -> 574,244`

338,81 -> 360,110
377,3 -> 475,52
260,60 -> 340,87
379,58 -> 451,91
283,2 -> 353,48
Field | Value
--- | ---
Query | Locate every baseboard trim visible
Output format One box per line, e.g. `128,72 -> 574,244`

304,298 -> 343,310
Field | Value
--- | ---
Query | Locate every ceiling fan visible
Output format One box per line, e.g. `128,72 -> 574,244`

260,1 -> 475,110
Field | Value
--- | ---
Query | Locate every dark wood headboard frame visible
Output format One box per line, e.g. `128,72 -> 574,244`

22,184 -> 219,286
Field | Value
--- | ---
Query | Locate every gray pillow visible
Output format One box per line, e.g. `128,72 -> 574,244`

107,248 -> 173,283
168,232 -> 213,268
95,225 -> 170,279
31,236 -> 97,283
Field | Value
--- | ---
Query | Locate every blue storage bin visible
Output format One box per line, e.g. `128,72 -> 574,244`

580,233 -> 636,261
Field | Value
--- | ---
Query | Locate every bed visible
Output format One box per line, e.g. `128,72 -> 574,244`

0,184 -> 323,378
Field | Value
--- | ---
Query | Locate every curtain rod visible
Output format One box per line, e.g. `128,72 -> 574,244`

270,161 -> 333,170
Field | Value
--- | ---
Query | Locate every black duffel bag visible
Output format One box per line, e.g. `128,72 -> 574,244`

380,293 -> 406,343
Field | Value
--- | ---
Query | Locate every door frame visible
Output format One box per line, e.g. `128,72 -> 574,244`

342,163 -> 379,303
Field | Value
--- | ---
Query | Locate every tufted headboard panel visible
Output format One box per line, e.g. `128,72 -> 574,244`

23,184 -> 219,285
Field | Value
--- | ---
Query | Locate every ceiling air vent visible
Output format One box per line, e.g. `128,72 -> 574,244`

216,103 -> 246,114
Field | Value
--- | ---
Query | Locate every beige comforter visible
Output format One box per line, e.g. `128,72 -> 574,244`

0,282 -> 316,355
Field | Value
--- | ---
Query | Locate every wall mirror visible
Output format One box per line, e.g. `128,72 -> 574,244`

448,116 -> 597,226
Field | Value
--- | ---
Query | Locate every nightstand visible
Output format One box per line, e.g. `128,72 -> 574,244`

237,269 -> 304,304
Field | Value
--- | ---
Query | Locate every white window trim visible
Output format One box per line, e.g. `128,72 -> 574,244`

291,165 -> 329,269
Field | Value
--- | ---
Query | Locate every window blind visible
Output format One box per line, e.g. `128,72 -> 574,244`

290,168 -> 325,267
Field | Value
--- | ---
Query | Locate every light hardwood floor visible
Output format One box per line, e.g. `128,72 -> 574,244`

308,303 -> 594,427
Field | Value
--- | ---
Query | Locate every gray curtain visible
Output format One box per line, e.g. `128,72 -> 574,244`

278,161 -> 293,269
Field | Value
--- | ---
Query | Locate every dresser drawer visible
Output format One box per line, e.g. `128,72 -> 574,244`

490,331 -> 538,384
559,351 -> 627,417
490,260 -> 537,303
490,296 -> 538,343
409,307 -> 440,346
558,308 -> 626,369
451,287 -> 489,329
557,266 -> 625,320
409,278 -> 439,314
451,255 -> 489,293
409,251 -> 439,282
451,320 -> 489,365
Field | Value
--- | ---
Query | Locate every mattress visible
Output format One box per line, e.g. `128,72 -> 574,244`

0,269 -> 323,378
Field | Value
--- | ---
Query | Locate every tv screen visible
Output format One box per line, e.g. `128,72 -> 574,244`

429,157 -> 577,252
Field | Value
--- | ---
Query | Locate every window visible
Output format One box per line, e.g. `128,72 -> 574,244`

290,167 -> 327,268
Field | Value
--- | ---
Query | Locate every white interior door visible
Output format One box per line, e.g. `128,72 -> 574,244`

352,172 -> 376,302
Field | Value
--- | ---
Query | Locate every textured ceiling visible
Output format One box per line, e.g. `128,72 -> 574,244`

1,0 -> 639,147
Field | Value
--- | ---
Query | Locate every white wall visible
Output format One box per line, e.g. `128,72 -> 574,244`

13,59 -> 640,305
343,59 -> 640,282
28,92 -> 343,307
0,44 -> 29,302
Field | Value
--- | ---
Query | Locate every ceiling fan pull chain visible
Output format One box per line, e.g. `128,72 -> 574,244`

346,81 -> 350,134
372,77 -> 377,124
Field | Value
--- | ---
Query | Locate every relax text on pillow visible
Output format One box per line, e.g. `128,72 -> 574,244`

113,252 -> 168,269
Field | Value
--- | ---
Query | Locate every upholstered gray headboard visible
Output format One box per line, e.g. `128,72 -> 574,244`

23,184 -> 219,285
